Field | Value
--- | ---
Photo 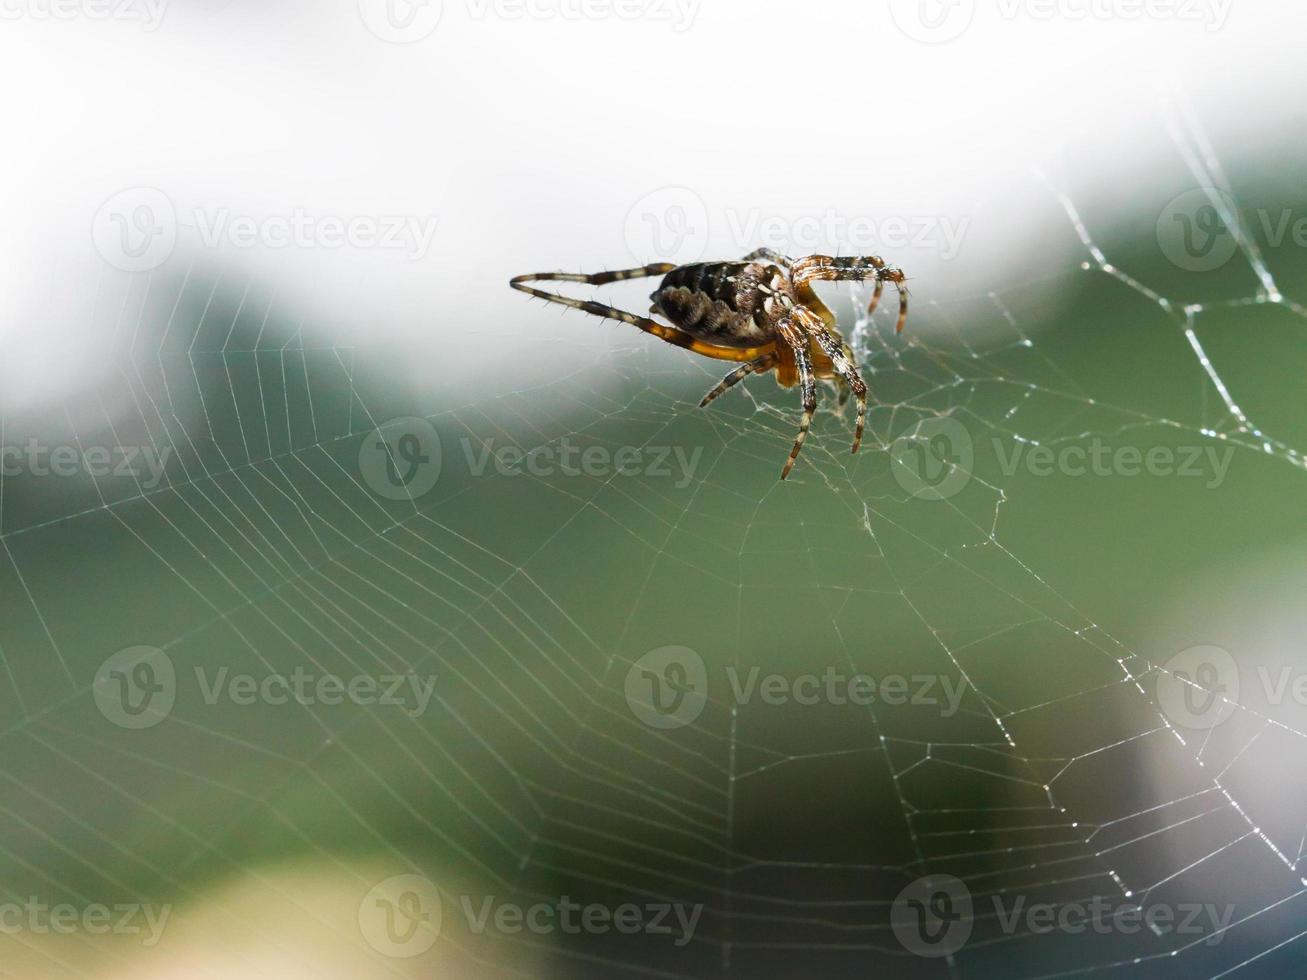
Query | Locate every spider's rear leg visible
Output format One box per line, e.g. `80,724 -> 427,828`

510,269 -> 768,363
512,265 -> 675,287
699,353 -> 777,408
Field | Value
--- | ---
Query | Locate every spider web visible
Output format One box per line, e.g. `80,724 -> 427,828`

3,95 -> 1307,979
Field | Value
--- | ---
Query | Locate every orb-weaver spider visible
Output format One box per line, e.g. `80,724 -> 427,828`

510,248 -> 908,479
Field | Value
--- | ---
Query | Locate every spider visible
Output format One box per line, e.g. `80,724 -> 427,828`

510,248 -> 908,479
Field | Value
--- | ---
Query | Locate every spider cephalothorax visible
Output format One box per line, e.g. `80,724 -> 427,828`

510,248 -> 908,479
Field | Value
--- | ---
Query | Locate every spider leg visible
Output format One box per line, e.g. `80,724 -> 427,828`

893,285 -> 910,335
699,353 -> 777,408
512,264 -> 675,286
776,319 -> 817,480
742,248 -> 793,269
791,255 -> 911,334
510,271 -> 769,363
867,278 -> 885,316
792,308 -> 868,455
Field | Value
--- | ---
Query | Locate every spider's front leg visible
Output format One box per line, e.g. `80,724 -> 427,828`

776,319 -> 817,480
791,255 -> 911,334
788,307 -> 868,455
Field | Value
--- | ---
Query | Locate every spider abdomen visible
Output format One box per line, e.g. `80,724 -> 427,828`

649,262 -> 775,348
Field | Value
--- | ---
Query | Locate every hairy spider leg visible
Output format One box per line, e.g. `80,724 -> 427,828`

867,278 -> 885,317
790,307 -> 869,455
790,255 -> 911,334
510,269 -> 773,363
741,248 -> 794,269
699,354 -> 778,408
775,318 -> 818,480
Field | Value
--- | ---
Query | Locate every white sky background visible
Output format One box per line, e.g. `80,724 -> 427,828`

1,0 -> 1306,404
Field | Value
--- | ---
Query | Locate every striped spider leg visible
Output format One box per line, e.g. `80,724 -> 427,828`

790,254 -> 911,333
